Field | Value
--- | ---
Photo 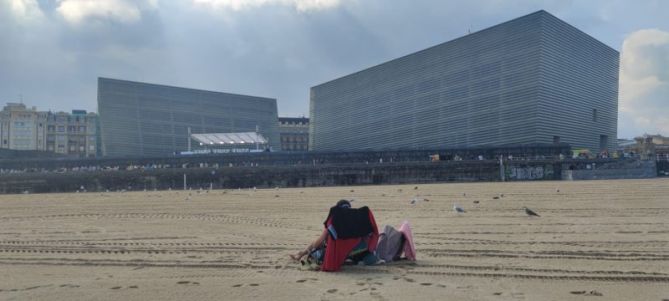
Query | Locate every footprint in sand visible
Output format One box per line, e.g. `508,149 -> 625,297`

110,286 -> 122,290
327,289 -> 338,293
571,290 -> 602,296
177,281 -> 199,285
420,283 -> 432,286
232,284 -> 243,288
60,284 -> 80,288
249,284 -> 259,287
296,279 -> 307,283
129,286 -> 138,289
404,278 -> 415,283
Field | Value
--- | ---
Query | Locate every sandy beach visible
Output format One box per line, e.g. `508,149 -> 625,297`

0,178 -> 668,300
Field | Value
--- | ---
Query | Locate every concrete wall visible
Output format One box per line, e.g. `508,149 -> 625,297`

562,160 -> 656,180
0,161 -> 507,194
1,158 -> 653,194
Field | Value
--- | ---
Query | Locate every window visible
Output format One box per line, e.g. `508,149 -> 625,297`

592,109 -> 597,122
599,135 -> 608,151
553,136 -> 560,144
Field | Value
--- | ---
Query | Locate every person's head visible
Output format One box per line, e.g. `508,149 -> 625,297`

336,199 -> 351,209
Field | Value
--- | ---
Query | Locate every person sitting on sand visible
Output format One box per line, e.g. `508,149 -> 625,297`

290,199 -> 382,271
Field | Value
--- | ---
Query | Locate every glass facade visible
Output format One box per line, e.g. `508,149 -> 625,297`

98,78 -> 280,157
309,10 -> 618,152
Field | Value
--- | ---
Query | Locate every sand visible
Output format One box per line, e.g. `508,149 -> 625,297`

0,179 -> 668,300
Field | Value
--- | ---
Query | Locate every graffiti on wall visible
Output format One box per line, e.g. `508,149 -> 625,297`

508,166 -> 548,180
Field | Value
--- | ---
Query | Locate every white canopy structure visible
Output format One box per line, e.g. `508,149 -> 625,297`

191,132 -> 268,146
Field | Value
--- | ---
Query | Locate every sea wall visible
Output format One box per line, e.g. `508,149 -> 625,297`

562,159 -> 657,180
0,160 -> 517,194
0,158 -> 653,194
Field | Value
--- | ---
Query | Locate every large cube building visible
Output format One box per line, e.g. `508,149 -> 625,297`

98,78 -> 280,157
309,10 -> 619,152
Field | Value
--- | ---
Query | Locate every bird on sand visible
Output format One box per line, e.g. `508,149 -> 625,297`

453,204 -> 465,213
523,207 -> 540,217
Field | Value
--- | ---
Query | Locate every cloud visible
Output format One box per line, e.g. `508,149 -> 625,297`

619,29 -> 669,137
5,0 -> 44,21
192,0 -> 341,12
1,0 -> 668,128
56,0 -> 158,25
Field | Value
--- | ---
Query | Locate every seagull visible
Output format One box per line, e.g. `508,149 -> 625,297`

523,207 -> 540,217
473,200 -> 479,204
453,204 -> 465,213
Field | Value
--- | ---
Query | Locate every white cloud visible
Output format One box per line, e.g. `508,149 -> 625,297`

56,0 -> 158,25
619,29 -> 669,137
192,0 -> 341,12
5,0 -> 44,21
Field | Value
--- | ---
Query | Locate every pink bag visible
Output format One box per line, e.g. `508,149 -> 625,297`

398,220 -> 416,261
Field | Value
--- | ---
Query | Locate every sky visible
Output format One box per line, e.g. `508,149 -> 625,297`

1,0 -> 668,139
